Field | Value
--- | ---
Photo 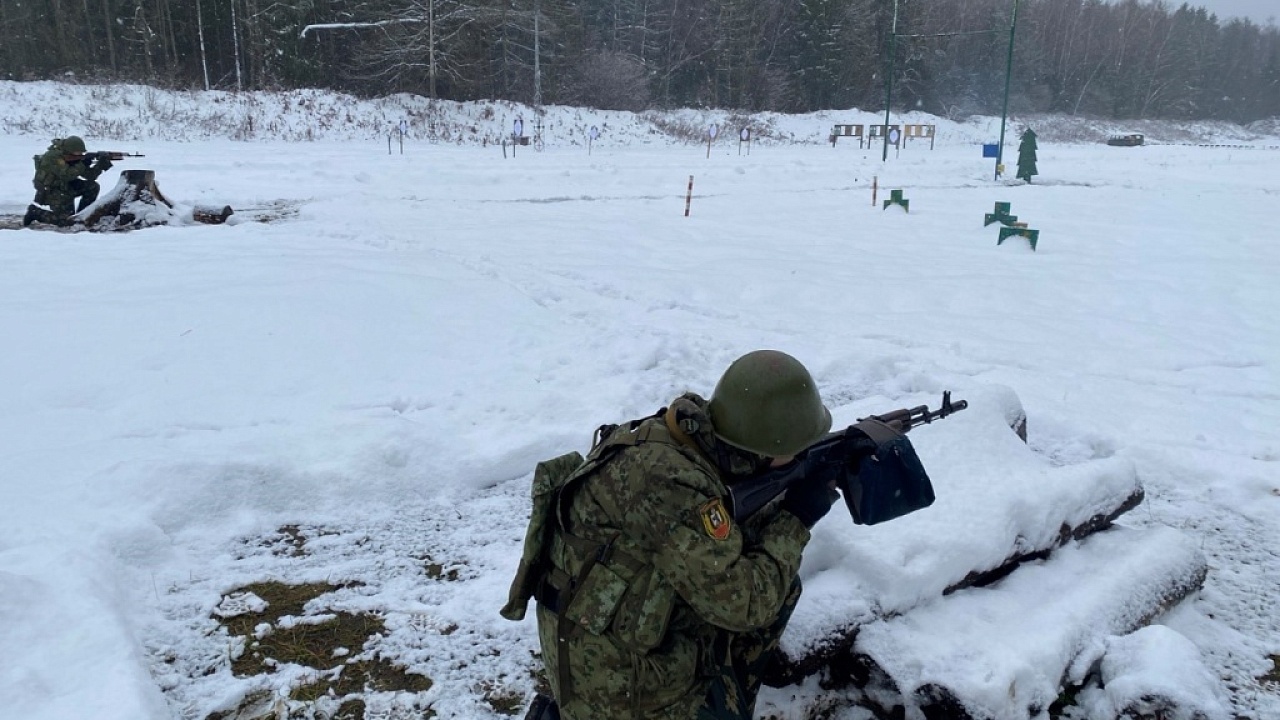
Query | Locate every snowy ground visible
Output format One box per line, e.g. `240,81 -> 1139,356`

1,84 -> 1278,720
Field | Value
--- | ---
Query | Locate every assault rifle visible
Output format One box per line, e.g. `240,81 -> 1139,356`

91,151 -> 145,162
727,391 -> 968,525
68,151 -> 144,163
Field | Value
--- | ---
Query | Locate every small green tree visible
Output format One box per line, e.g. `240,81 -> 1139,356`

1016,128 -> 1039,183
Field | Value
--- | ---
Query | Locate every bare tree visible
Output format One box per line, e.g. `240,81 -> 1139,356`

560,48 -> 650,108
303,1 -> 519,99
231,0 -> 244,89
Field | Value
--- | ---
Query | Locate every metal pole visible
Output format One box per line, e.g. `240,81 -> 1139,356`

995,0 -> 1020,181
882,0 -> 901,162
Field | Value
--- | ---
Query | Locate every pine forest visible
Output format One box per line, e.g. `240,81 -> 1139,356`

2,0 -> 1277,122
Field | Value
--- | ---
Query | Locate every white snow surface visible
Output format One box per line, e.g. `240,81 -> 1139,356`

1,83 -> 1278,720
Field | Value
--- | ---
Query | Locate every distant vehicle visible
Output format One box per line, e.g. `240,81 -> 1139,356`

1107,133 -> 1144,147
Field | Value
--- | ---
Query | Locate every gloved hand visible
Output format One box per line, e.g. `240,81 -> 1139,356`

781,475 -> 839,528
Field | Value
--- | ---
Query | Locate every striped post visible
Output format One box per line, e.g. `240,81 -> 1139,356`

684,176 -> 694,217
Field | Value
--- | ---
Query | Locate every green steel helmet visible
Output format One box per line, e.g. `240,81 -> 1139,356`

708,350 -> 832,457
60,136 -> 87,154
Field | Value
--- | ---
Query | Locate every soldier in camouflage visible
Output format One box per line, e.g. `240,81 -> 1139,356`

24,136 -> 113,227
504,350 -> 838,720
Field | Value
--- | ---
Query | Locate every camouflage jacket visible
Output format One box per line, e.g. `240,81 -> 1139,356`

536,393 -> 810,720
32,142 -> 108,200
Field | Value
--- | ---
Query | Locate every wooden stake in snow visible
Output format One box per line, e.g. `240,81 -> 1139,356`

684,175 -> 694,217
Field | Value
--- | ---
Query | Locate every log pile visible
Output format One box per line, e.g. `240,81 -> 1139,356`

849,526 -> 1207,719
758,390 -> 1211,720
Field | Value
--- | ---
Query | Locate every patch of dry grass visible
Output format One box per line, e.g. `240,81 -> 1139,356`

479,680 -> 525,716
232,610 -> 383,676
212,579 -> 435,720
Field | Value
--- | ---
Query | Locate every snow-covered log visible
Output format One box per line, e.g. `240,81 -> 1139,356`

1071,625 -> 1230,720
848,526 -> 1208,720
769,390 -> 1146,684
192,205 -> 235,224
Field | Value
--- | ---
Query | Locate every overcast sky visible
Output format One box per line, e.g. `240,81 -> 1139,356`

1187,0 -> 1277,25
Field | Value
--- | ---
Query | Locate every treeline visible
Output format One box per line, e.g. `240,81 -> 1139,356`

2,0 -> 1277,122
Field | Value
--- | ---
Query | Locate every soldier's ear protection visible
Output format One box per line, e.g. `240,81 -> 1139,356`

677,416 -> 699,436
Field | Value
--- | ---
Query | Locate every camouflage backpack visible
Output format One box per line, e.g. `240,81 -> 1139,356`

500,415 -> 660,622
502,445 -> 602,623
32,141 -> 64,204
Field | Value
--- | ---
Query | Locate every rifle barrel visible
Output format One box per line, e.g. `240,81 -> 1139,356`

864,394 -> 969,432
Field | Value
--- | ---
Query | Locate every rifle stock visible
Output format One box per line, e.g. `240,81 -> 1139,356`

727,392 -> 967,525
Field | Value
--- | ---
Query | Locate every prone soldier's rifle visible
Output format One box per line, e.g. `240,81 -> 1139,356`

92,151 -> 145,162
727,391 -> 968,525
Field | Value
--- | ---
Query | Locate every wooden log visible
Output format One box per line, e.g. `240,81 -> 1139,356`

945,486 -> 1145,595
847,526 -> 1208,720
193,205 -> 235,225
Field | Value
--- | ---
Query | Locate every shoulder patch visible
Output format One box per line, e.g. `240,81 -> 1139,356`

699,498 -> 732,541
